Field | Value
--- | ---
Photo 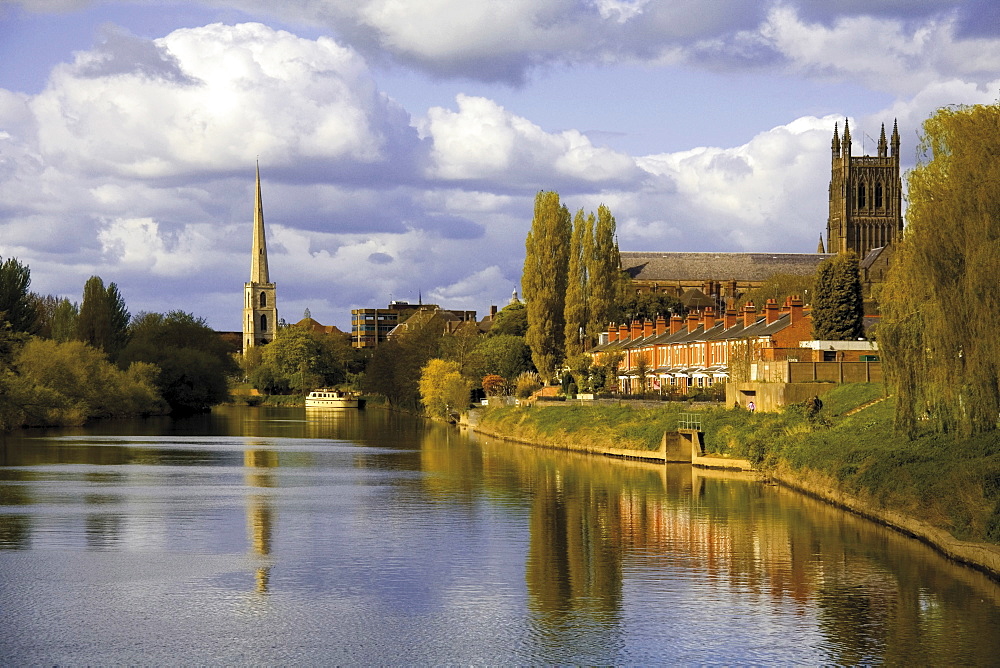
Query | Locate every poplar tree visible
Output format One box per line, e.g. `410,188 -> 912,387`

880,102 -> 1000,437
587,204 -> 623,339
77,276 -> 130,359
522,191 -> 571,382
0,257 -> 37,333
563,209 -> 590,359
811,252 -> 864,341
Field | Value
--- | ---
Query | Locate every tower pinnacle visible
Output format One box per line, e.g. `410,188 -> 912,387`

877,123 -> 888,157
832,122 -> 841,159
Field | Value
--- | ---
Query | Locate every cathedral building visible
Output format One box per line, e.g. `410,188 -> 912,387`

243,164 -> 278,355
827,119 -> 903,257
620,118 -> 903,308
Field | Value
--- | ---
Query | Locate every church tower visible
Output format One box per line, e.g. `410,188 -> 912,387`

243,163 -> 278,355
827,119 -> 903,258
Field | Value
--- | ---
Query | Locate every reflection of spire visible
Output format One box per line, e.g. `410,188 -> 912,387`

245,448 -> 277,594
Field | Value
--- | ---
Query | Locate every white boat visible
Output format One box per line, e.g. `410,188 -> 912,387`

305,389 -> 364,409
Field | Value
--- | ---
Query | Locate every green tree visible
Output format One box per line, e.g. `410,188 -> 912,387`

880,102 -> 1000,437
523,191 -> 571,382
564,209 -> 591,359
119,311 -> 236,412
0,257 -> 38,333
811,252 -> 864,341
77,276 -> 130,358
255,326 -> 352,393
735,273 -> 816,311
488,302 -> 528,337
418,358 -> 470,420
587,204 -> 624,339
34,296 -> 79,342
616,290 -> 685,324
468,334 -> 533,381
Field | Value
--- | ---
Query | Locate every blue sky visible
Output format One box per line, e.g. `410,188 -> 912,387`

0,1 -> 998,331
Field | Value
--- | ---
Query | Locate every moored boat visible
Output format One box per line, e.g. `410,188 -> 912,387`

305,389 -> 364,409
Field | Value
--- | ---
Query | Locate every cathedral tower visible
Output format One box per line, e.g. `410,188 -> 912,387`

243,163 -> 278,355
827,119 -> 903,257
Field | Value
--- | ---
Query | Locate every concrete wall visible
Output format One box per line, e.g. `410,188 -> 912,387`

726,381 -> 836,412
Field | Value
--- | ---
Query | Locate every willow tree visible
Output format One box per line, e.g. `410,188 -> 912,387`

811,252 -> 863,341
879,102 -> 1000,438
522,191 -> 571,382
587,204 -> 623,339
563,209 -> 591,359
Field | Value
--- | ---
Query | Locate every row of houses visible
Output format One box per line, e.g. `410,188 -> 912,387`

588,296 -> 880,401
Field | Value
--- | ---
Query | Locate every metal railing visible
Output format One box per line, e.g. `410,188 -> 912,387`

678,413 -> 702,431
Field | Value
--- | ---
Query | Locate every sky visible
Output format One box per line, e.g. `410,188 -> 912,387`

0,1 -> 998,332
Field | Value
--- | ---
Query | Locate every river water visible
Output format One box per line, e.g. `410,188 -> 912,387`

1,405 -> 998,664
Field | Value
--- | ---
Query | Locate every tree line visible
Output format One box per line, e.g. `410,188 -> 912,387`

0,259 -> 236,428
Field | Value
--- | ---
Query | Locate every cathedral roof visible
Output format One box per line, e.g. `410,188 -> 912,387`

620,251 -> 834,283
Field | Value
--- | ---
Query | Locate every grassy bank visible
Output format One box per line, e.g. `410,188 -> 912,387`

477,384 -> 1000,546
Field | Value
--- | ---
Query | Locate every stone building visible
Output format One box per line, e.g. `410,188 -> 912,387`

242,164 -> 278,354
827,119 -> 903,258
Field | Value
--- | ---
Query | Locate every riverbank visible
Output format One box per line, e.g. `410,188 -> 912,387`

473,383 -> 1000,580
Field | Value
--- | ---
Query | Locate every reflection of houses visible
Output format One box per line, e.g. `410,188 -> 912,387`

351,301 -> 477,348
590,296 -> 812,396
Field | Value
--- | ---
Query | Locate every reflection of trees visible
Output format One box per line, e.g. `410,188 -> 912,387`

244,448 -> 277,594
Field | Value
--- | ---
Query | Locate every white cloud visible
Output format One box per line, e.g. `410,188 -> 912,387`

30,23 -> 406,179
421,94 -> 642,186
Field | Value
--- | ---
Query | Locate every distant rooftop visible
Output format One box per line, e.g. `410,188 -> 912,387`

621,251 -> 834,282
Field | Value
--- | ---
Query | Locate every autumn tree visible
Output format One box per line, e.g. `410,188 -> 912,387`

522,191 -> 571,382
880,102 -> 1000,437
418,358 -> 470,420
77,276 -> 130,359
563,209 -> 592,359
811,252 -> 864,341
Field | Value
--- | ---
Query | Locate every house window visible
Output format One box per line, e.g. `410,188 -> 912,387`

823,350 -> 837,361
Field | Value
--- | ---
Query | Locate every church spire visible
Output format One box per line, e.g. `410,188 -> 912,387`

250,161 -> 269,284
877,122 -> 888,157
817,234 -> 826,254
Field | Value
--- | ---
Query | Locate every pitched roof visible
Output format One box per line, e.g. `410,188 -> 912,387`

621,251 -> 834,282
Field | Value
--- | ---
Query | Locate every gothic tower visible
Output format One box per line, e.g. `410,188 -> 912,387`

243,163 -> 278,355
827,119 -> 903,258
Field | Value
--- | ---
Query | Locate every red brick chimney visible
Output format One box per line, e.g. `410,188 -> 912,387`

670,314 -> 683,335
655,315 -> 667,336
724,306 -> 738,329
788,295 -> 804,324
608,323 -> 618,342
702,307 -> 716,330
643,319 -> 653,337
764,298 -> 780,324
619,323 -> 629,341
742,302 -> 757,327
631,319 -> 642,339
687,312 -> 700,333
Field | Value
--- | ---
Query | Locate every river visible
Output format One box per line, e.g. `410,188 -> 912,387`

1,405 -> 998,664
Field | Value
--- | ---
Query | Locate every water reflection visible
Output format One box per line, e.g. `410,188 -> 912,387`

244,447 -> 276,594
0,407 -> 998,664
